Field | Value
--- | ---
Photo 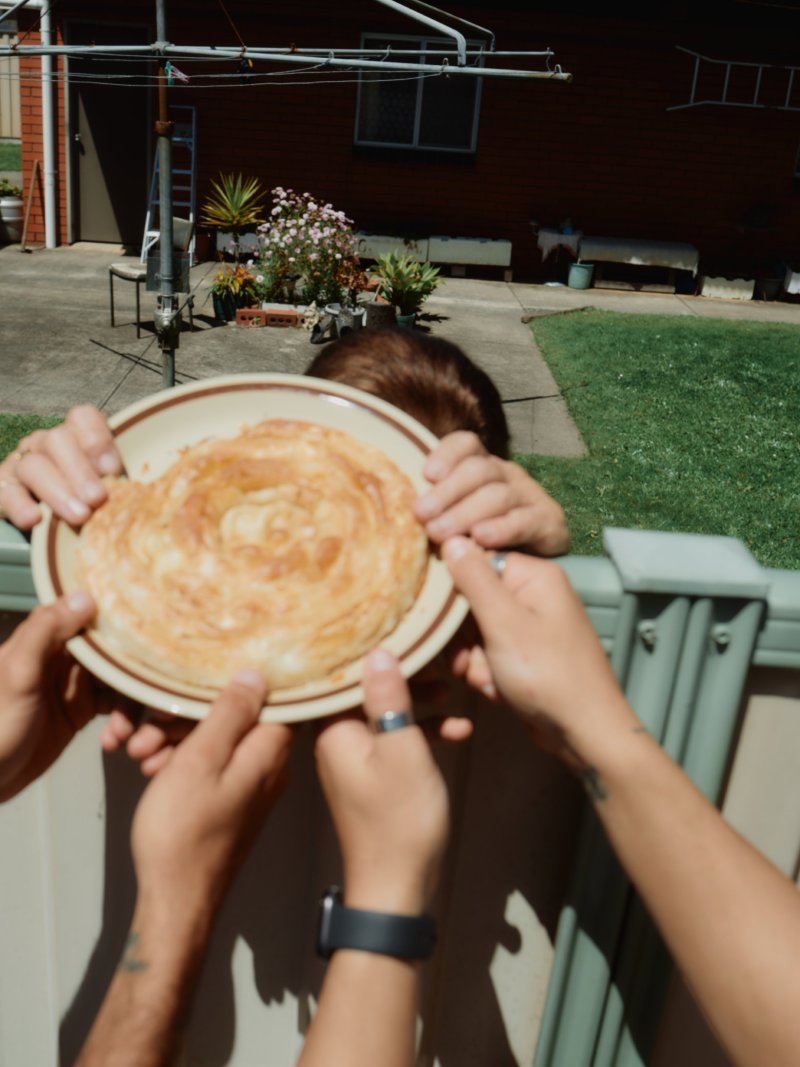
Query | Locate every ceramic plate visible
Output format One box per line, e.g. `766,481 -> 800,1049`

30,374 -> 468,722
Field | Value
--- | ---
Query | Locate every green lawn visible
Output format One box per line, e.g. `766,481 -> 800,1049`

0,141 -> 21,172
2,311 -> 799,569
520,310 -> 800,570
0,414 -> 60,459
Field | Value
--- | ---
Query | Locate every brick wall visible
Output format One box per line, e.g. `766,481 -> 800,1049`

19,28 -> 67,246
17,2 -> 800,275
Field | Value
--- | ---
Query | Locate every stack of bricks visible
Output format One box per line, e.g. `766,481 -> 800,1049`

235,307 -> 301,328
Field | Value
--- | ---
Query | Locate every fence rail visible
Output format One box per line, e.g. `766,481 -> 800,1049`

1,520 -> 798,1067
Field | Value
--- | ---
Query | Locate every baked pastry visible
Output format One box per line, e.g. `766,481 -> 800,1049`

78,419 -> 429,690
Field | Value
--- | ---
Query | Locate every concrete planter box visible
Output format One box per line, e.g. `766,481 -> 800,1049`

428,235 -> 512,267
355,232 -> 428,261
699,276 -> 755,300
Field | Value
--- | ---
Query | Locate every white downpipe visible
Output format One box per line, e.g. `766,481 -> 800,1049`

0,0 -> 54,245
40,2 -> 55,247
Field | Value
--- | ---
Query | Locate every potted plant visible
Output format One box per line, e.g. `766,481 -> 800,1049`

210,263 -> 258,322
372,251 -> 441,326
254,186 -> 358,307
200,173 -> 266,263
335,256 -> 371,331
0,178 -> 23,244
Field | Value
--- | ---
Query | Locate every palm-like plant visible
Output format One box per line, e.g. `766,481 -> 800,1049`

200,173 -> 266,253
373,252 -> 441,316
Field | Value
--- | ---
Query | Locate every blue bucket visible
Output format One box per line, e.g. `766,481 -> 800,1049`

568,262 -> 594,290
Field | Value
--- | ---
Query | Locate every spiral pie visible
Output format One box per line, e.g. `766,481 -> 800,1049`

78,419 -> 429,690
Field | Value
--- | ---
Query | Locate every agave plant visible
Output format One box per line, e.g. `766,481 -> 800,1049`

372,251 -> 441,316
200,172 -> 266,238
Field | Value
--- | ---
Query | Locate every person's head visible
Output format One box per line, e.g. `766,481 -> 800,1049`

305,328 -> 510,458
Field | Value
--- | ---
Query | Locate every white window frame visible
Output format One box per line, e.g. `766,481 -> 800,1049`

354,32 -> 483,154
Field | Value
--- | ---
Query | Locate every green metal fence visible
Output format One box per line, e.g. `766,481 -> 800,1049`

1,520 -> 799,1066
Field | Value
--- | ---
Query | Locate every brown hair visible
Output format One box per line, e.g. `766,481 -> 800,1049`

305,328 -> 510,459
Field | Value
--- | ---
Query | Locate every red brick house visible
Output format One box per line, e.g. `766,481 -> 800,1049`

13,0 -> 800,278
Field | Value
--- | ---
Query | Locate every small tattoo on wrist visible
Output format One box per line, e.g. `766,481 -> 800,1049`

632,725 -> 647,735
119,931 -> 149,973
580,767 -> 609,802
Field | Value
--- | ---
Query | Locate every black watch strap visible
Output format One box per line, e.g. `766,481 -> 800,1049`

316,886 -> 437,961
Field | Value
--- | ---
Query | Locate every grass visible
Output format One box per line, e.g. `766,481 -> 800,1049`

518,310 -> 800,570
0,414 -> 60,459
3,311 -> 799,569
0,141 -> 21,172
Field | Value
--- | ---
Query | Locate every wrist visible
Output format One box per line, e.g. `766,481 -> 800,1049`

343,869 -> 433,917
558,693 -> 645,788
317,886 -> 437,961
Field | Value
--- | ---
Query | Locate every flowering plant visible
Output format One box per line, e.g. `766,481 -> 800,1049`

255,188 -> 357,305
210,263 -> 258,303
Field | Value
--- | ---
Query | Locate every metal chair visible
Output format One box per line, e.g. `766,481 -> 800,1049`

109,217 -> 194,337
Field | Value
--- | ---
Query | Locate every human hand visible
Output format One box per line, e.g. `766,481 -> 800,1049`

413,431 -> 570,556
315,649 -> 467,915
100,707 -> 196,777
131,670 -> 292,920
0,591 -> 127,801
442,537 -> 638,768
0,405 -> 121,529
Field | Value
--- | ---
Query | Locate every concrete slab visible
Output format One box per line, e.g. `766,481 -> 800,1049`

509,280 -> 800,324
5,247 -> 797,463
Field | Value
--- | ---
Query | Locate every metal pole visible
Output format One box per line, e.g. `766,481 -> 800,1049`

154,0 -> 178,387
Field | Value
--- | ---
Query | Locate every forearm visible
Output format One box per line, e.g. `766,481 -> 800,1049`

579,708 -> 800,1067
298,950 -> 420,1067
76,896 -> 212,1067
298,876 -> 429,1067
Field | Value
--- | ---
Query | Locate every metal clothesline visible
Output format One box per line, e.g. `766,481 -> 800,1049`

0,42 -> 571,81
0,0 -> 572,386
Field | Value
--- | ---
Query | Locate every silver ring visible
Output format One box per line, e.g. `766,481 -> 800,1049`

490,551 -> 508,576
373,709 -> 413,734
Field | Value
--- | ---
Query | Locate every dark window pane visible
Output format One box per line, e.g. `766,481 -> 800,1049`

418,74 -> 478,149
356,34 -> 480,152
358,71 -> 418,143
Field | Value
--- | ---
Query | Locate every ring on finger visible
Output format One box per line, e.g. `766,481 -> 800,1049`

490,551 -> 508,576
373,709 -> 414,734
12,448 -> 31,474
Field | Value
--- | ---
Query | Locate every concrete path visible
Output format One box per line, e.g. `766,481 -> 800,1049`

2,244 -> 799,457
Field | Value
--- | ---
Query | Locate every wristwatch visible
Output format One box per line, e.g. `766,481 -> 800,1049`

316,886 -> 437,961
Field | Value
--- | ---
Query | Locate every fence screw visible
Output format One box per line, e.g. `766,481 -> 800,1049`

638,621 -> 657,649
711,625 -> 731,650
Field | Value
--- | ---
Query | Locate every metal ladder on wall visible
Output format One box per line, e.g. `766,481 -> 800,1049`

140,104 -> 197,262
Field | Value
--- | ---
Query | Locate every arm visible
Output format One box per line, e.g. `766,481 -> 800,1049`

0,404 -> 121,529
413,430 -> 569,557
443,536 -> 800,1067
300,649 -> 465,1067
77,670 -> 292,1067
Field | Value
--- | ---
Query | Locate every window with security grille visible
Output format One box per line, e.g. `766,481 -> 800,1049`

355,34 -> 483,153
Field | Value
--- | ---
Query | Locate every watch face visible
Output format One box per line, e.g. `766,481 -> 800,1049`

316,888 -> 340,959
